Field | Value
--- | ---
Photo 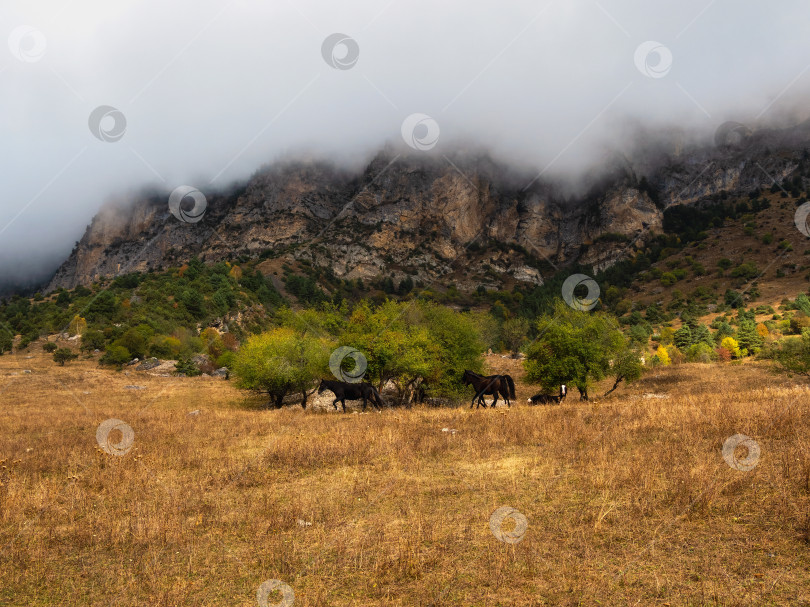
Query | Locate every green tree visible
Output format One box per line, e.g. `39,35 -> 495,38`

53,348 -> 78,366
736,319 -> 763,355
673,325 -> 692,349
233,327 -> 333,408
796,293 -> 810,316
86,291 -> 119,322
501,317 -> 529,356
100,345 -> 131,366
524,301 -> 637,400
81,329 -> 106,352
691,323 -> 714,347
604,343 -> 644,397
180,288 -> 206,319
42,342 -> 58,353
113,327 -> 148,359
770,329 -> 810,377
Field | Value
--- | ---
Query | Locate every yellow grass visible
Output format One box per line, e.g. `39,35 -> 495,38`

2,350 -> 810,606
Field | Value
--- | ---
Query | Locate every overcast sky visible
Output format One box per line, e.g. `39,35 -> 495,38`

2,0 -> 810,288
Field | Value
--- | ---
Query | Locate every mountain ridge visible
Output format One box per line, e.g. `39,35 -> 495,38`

44,124 -> 810,295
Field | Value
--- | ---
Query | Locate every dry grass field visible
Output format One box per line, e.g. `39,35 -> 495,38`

2,350 -> 810,606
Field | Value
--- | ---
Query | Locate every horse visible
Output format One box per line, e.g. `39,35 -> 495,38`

528,384 -> 567,405
461,370 -> 516,409
317,379 -> 384,412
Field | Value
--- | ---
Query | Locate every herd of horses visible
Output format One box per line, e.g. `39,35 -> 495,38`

315,370 -> 567,412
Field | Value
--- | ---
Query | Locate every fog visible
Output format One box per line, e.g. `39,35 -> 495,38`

2,0 -> 810,291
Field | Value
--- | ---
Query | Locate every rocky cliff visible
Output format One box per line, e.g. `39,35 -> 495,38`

46,122 -> 810,293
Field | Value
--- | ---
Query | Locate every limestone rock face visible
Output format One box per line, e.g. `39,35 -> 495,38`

46,125 -> 810,292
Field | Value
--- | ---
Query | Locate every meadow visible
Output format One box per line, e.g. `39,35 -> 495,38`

1,350 -> 810,606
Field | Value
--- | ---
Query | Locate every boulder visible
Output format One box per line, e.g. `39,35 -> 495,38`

136,357 -> 161,371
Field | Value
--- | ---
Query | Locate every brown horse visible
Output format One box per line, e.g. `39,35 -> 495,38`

462,370 -> 516,409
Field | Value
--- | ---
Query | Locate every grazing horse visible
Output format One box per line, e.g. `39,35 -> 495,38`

462,370 -> 516,409
317,379 -> 384,412
528,384 -> 567,405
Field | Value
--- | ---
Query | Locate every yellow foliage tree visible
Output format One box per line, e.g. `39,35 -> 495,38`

660,327 -> 675,345
721,336 -> 741,358
656,345 -> 670,365
228,265 -> 243,280
68,315 -> 87,336
756,323 -> 770,339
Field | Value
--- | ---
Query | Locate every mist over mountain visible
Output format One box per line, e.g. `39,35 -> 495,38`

3,0 -> 810,295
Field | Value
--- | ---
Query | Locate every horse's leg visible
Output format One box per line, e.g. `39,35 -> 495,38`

362,396 -> 367,412
341,398 -> 347,412
492,391 -> 499,408
332,398 -> 340,411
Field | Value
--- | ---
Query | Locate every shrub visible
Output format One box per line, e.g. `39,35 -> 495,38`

660,272 -> 677,286
53,348 -> 78,366
100,345 -> 131,366
655,345 -> 670,366
81,329 -> 106,352
717,258 -> 733,271
686,342 -> 716,363
42,342 -> 58,353
730,262 -> 760,280
215,351 -> 236,369
716,346 -> 732,362
175,356 -> 202,377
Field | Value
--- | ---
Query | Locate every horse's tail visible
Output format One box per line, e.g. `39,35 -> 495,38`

504,374 -> 516,399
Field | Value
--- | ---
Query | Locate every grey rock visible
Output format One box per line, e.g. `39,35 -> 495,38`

136,357 -> 161,371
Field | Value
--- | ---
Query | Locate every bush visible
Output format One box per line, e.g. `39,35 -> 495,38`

175,356 -> 202,377
42,342 -> 58,353
730,262 -> 760,280
215,351 -> 236,369
686,342 -> 716,363
81,329 -> 106,352
660,272 -> 677,286
100,345 -> 131,366
53,348 -> 78,366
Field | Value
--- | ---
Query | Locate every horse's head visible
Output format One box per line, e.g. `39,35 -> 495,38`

461,370 -> 473,384
560,384 -> 567,398
317,379 -> 327,394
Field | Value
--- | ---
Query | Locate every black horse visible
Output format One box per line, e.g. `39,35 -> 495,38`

462,370 -> 516,409
317,379 -> 384,412
528,384 -> 567,405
